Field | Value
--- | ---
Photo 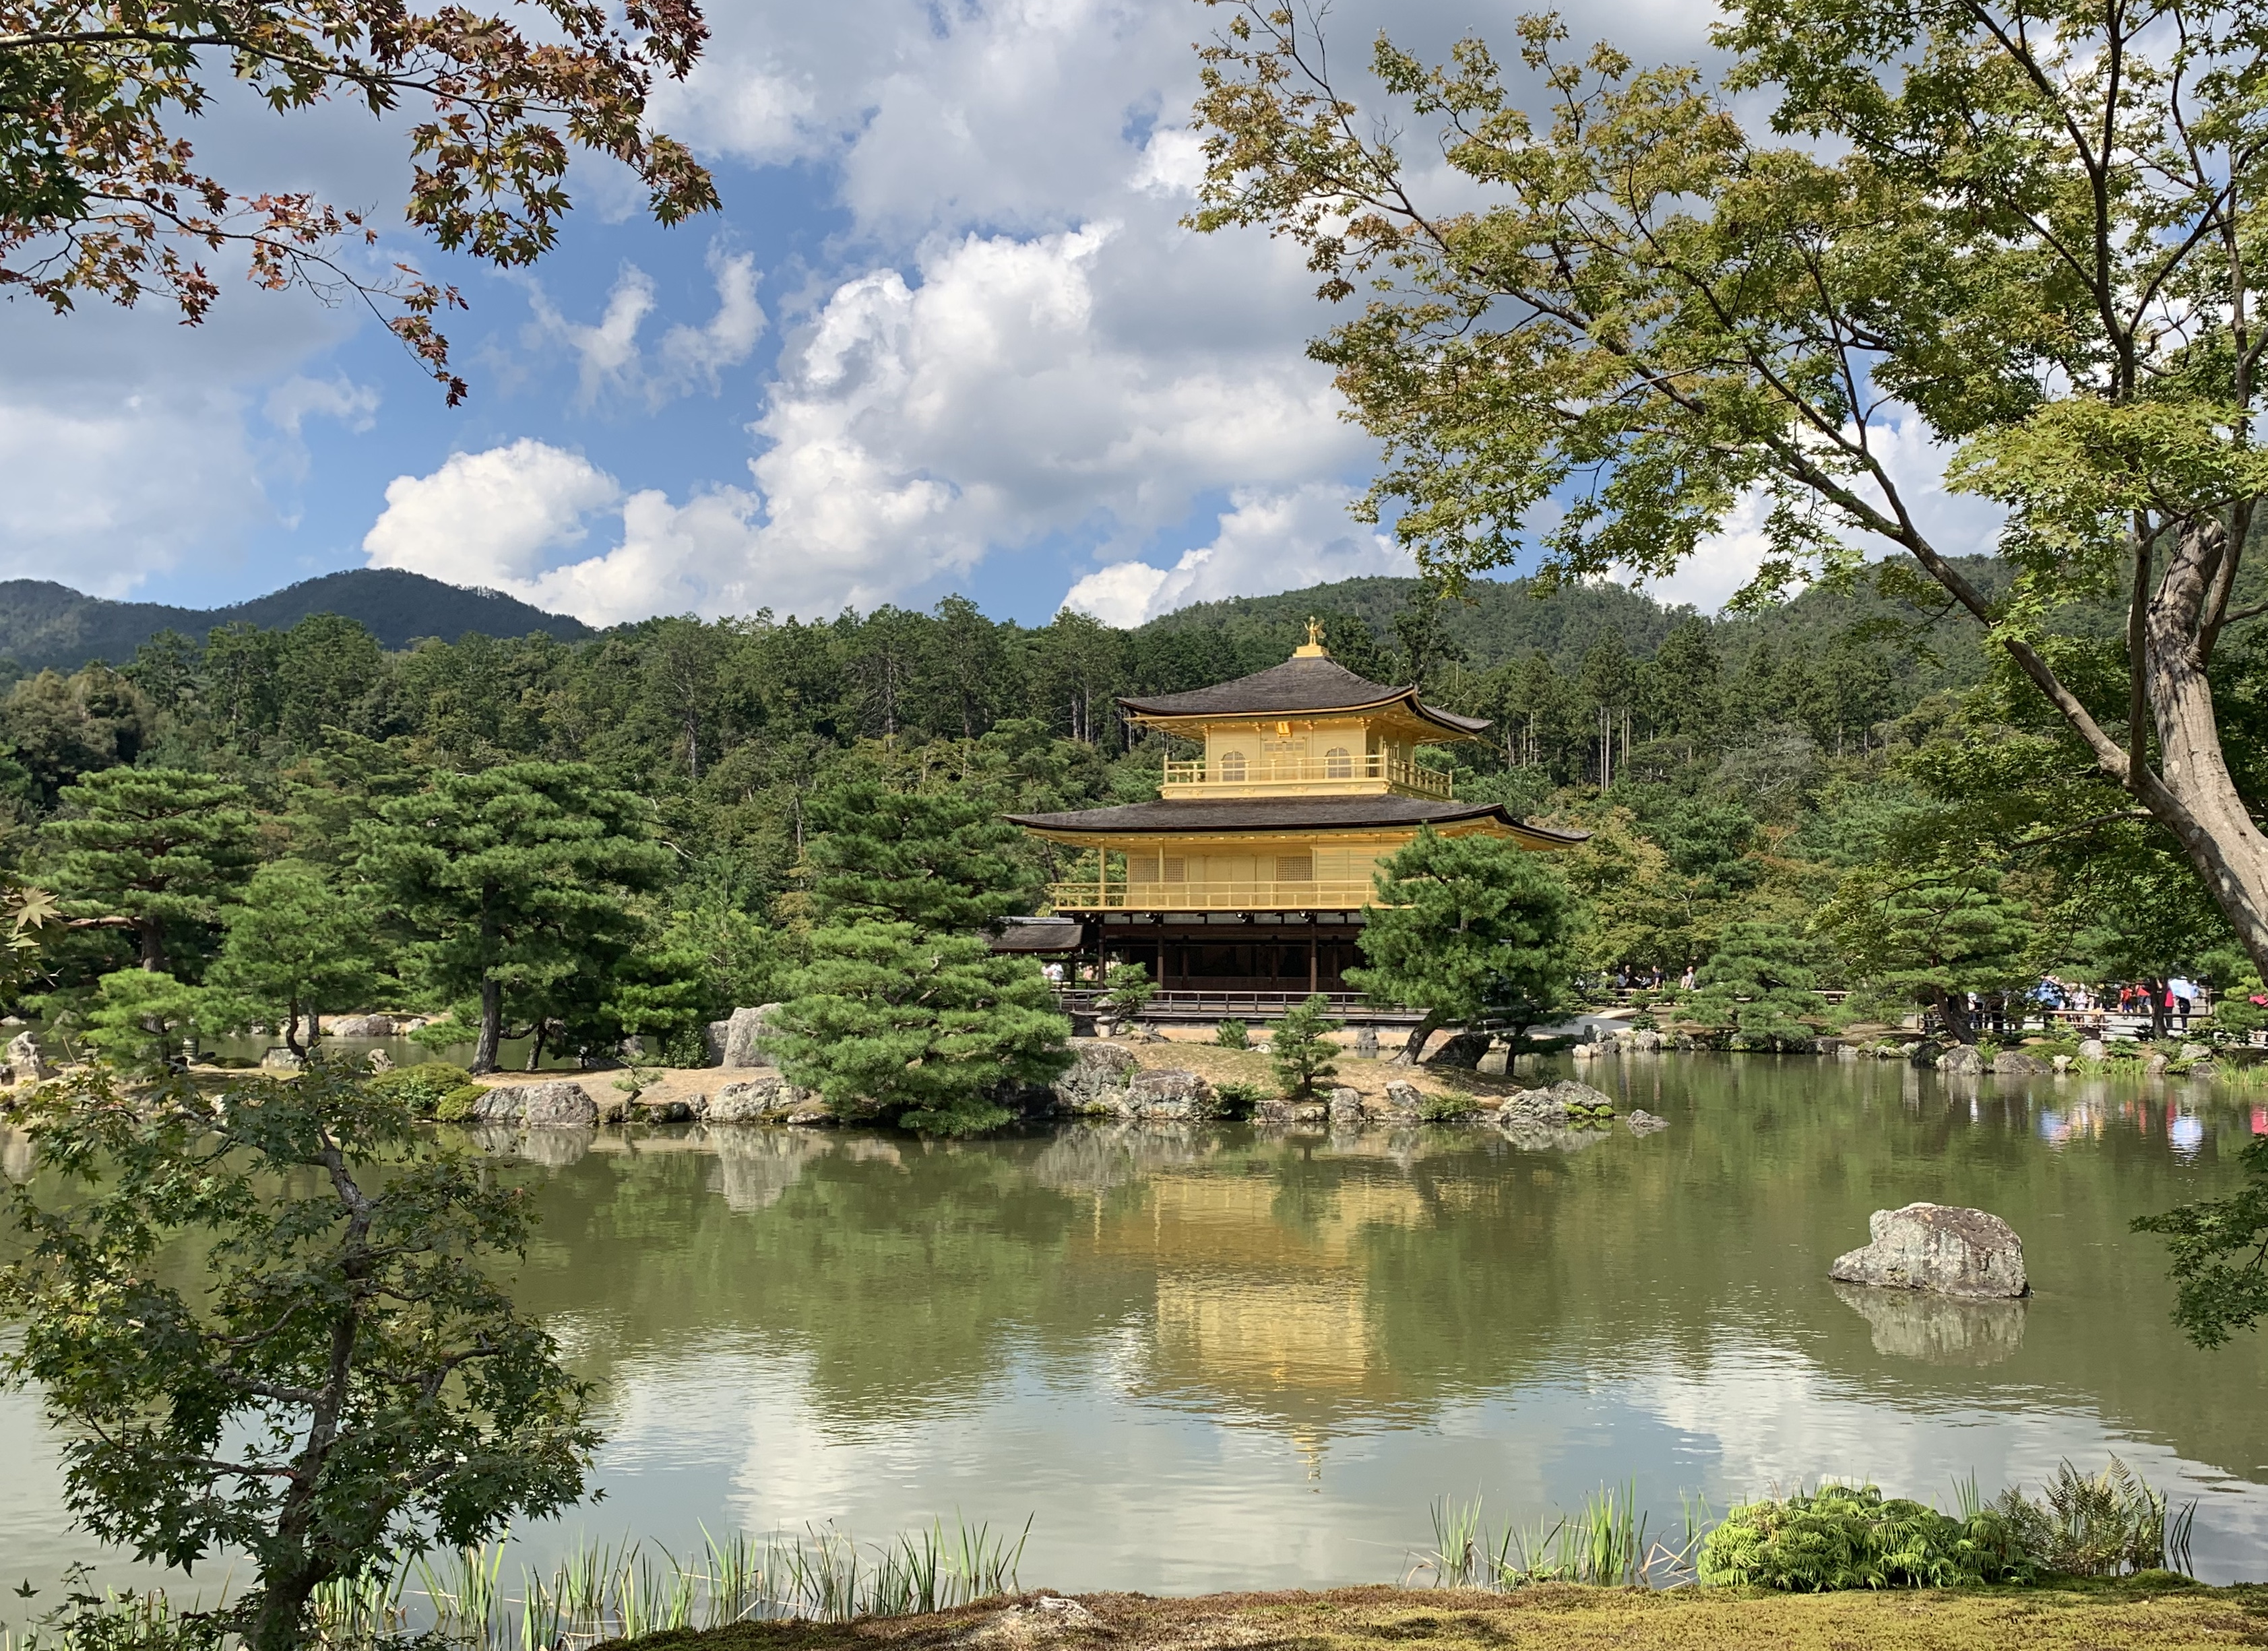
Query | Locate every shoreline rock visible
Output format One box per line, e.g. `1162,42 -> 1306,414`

472,1079 -> 600,1129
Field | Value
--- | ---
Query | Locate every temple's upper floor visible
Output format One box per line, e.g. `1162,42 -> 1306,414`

1116,630 -> 1486,802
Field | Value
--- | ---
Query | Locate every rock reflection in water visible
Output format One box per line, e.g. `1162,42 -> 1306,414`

465,1124 -> 597,1167
1833,1281 -> 2027,1366
1494,1121 -> 1616,1154
708,1128 -> 838,1211
1030,1122 -> 1216,1194
1,1126 -> 32,1184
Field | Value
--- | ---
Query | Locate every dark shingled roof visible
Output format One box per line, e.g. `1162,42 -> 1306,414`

1005,797 -> 1587,843
1117,655 -> 1490,734
986,916 -> 1087,952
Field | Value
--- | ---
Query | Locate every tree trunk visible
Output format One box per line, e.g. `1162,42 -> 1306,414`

472,978 -> 503,1074
137,915 -> 166,973
249,1563 -> 325,1651
284,995 -> 305,1060
1392,1008 -> 1447,1066
2129,516 -> 2268,973
526,1018 -> 547,1073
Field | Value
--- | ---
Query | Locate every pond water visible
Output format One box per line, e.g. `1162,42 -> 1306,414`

9,1053 -> 2268,1594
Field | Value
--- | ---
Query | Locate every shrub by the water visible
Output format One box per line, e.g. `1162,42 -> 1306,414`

371,1061 -> 484,1120
1699,1484 -> 2042,1590
1211,1080 -> 1265,1119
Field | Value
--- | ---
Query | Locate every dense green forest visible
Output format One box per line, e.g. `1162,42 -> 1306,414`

0,569 -> 590,674
0,561 -> 2257,1068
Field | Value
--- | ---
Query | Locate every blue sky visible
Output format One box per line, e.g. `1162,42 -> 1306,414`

0,0 -> 1998,629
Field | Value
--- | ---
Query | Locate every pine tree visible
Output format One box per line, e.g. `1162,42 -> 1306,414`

1269,994 -> 1342,1099
209,862 -> 383,1057
1346,828 -> 1576,1064
44,766 -> 258,972
75,967 -> 216,1070
768,783 -> 1069,1135
801,781 -> 1038,927
1685,922 -> 1827,1050
1823,864 -> 2034,1043
357,763 -> 670,1073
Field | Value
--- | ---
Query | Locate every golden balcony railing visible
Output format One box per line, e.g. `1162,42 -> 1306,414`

1047,878 -> 1379,912
1159,754 -> 1452,799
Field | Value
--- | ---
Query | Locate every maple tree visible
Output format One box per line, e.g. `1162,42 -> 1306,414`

1190,1 -> 2268,974
0,0 -> 718,400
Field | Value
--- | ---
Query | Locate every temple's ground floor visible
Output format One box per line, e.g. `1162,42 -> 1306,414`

1084,911 -> 1367,995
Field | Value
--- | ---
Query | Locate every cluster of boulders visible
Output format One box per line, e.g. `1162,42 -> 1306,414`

1587,1019 -> 2230,1078
463,1073 -> 836,1130
1045,1048 -> 1669,1142
1495,1078 -> 1666,1138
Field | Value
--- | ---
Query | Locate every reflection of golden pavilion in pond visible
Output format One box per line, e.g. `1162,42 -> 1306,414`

1006,623 -> 1585,998
1079,1167 -> 1431,1411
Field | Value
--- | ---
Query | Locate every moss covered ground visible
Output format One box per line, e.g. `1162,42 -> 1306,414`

612,1580 -> 2268,1651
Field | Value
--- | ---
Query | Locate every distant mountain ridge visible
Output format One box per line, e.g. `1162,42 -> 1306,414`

0,569 -> 592,674
5,558 -> 2025,682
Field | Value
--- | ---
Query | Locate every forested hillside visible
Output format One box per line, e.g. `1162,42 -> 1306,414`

0,569 -> 590,673
0,562 -> 2255,1064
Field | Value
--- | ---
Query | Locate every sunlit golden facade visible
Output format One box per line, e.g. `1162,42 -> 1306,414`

1005,626 -> 1581,995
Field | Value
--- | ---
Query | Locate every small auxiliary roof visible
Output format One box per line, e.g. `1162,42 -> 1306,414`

1117,655 -> 1490,738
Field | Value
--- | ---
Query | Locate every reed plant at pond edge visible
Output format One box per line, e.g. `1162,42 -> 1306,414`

1,1518 -> 1031,1651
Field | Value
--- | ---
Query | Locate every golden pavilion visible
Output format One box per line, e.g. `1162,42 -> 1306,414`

1004,622 -> 1584,1002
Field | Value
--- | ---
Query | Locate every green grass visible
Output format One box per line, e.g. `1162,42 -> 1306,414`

602,1579 -> 2267,1651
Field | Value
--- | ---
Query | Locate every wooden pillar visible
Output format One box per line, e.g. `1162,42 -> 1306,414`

1309,924 -> 1318,994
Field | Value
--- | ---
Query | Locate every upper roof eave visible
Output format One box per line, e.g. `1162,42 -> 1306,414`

1113,655 -> 1490,737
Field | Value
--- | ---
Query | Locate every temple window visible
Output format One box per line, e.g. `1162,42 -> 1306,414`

1275,853 -> 1314,882
1218,751 -> 1247,781
1324,746 -> 1352,779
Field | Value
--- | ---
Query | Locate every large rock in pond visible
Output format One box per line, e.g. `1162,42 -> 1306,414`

1123,1069 -> 1214,1122
2078,1037 -> 2107,1060
1499,1078 -> 1618,1128
472,1080 -> 599,1129
1052,1041 -> 1141,1113
1829,1202 -> 2028,1299
1992,1048 -> 2051,1076
1938,1043 -> 1984,1075
706,1006 -> 782,1068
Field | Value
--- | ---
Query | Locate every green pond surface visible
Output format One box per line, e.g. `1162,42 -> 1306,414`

8,1052 -> 2268,1593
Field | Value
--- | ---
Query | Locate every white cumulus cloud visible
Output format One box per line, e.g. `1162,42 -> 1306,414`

1064,485 -> 1415,626
373,217 -> 1364,625
529,245 -> 767,410
363,439 -> 623,590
